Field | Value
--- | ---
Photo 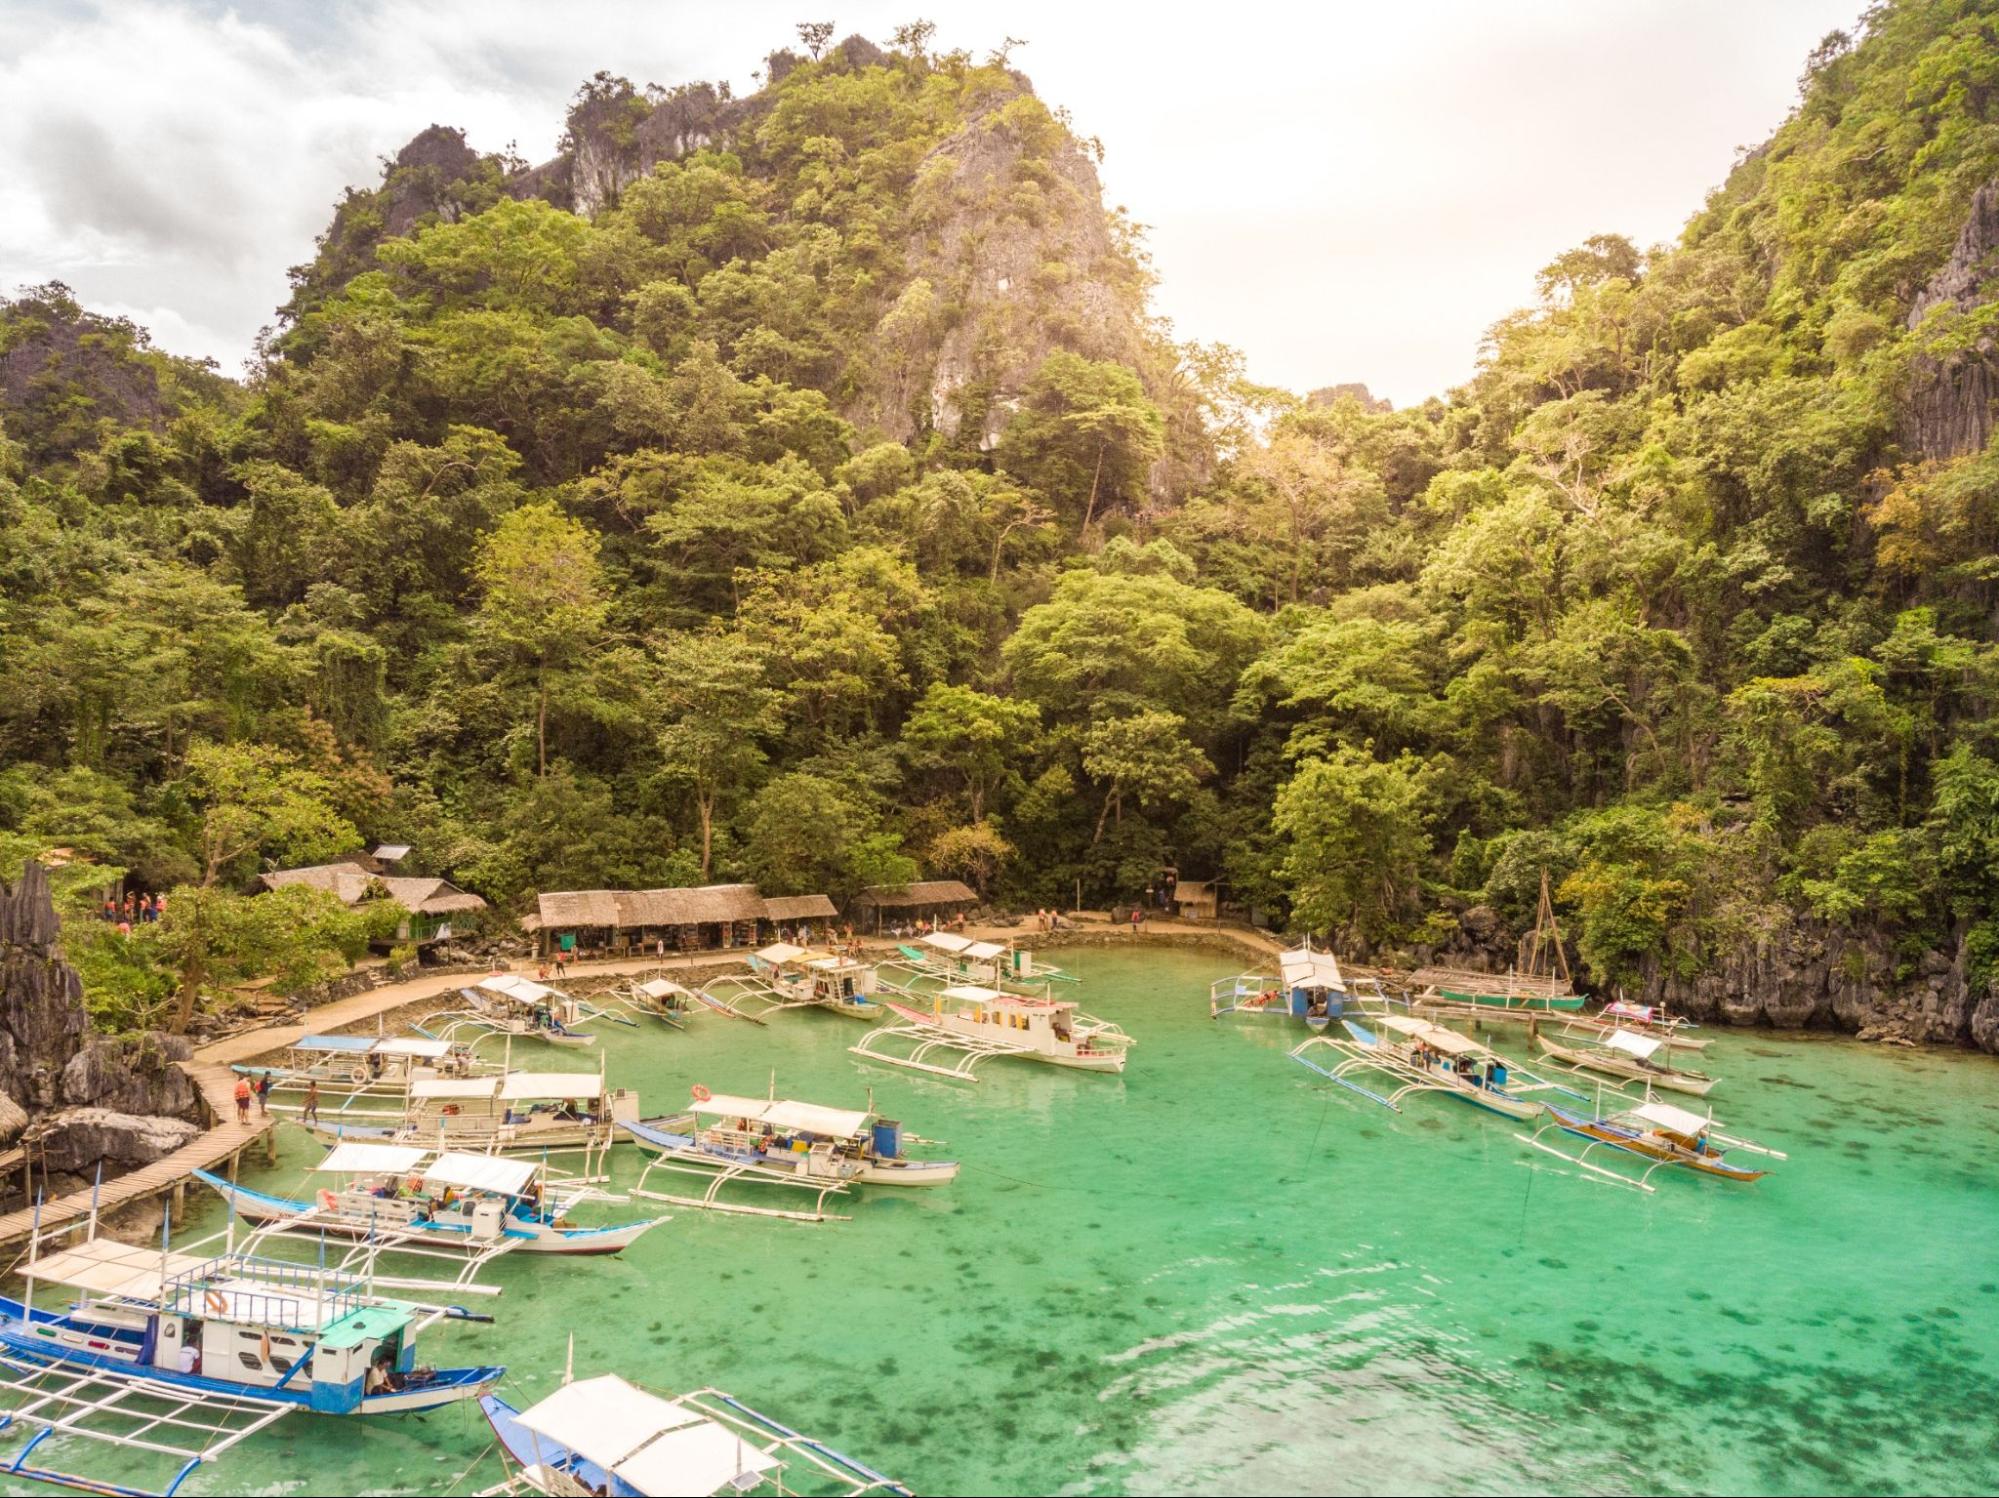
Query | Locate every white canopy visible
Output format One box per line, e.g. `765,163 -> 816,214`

754,943 -> 813,964
920,931 -> 973,954
638,978 -> 694,999
963,940 -> 1006,960
501,1071 -> 605,1101
1604,1029 -> 1663,1059
424,1151 -> 538,1195
1280,946 -> 1345,990
1376,1014 -> 1483,1056
1631,1100 -> 1713,1135
477,974 -> 559,1006
315,1142 -> 427,1175
28,1239 -> 205,1300
938,984 -> 1006,1004
513,1375 -> 780,1498
806,955 -> 862,972
412,1076 -> 500,1100
688,1093 -> 871,1138
371,1037 -> 453,1059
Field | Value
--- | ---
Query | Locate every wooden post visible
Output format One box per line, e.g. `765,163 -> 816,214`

170,1178 -> 186,1227
227,1148 -> 240,1184
263,1125 -> 278,1166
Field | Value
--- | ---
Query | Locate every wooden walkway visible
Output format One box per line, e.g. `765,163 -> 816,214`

0,1060 -> 274,1259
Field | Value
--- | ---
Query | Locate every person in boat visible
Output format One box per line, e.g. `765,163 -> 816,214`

1489,1059 -> 1508,1090
555,1098 -> 580,1121
367,1049 -> 384,1080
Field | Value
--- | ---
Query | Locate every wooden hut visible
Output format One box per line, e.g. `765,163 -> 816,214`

762,893 -> 839,943
256,862 -> 488,947
1171,878 -> 1220,921
849,880 -> 979,934
533,884 -> 768,957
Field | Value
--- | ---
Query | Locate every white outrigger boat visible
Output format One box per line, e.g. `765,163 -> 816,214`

696,945 -> 887,1024
1210,942 -> 1389,1026
603,976 -> 698,1029
622,1087 -> 958,1222
1533,1028 -> 1717,1096
232,1032 -> 493,1093
892,931 -> 1072,987
479,1362 -> 911,1496
0,1202 -> 500,1496
306,1070 -> 640,1165
1291,1015 -> 1587,1120
850,985 -> 1132,1081
1516,1096 -> 1785,1191
195,1143 -> 665,1262
432,975 -> 600,1048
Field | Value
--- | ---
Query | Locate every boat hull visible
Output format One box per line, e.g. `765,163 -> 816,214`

1534,1036 -> 1716,1095
1435,987 -> 1586,1012
623,1119 -> 958,1188
1543,1106 -> 1766,1181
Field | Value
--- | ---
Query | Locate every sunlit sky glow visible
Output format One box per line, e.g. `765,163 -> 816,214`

0,0 -> 1866,405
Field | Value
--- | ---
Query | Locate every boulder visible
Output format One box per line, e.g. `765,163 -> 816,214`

35,1108 -> 201,1174
60,1035 -> 199,1121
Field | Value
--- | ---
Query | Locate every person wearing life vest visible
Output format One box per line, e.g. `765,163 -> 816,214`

233,1077 -> 251,1124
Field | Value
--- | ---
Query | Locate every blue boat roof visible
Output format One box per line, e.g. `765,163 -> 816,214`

294,1035 -> 376,1053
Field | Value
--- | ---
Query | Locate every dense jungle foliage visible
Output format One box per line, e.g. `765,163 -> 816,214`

4,3 -> 1999,1030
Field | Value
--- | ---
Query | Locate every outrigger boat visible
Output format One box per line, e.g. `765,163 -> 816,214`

1405,869 -> 1587,1013
1210,942 -> 1388,1027
306,1070 -> 640,1164
479,1363 -> 912,1496
1290,1014 -> 1585,1120
195,1143 -> 665,1260
1516,1097 -> 1785,1191
605,976 -> 698,1029
623,1086 -> 958,1222
432,975 -> 599,1048
1533,1029 -> 1717,1096
0,1205 -> 500,1496
850,985 -> 1132,1081
1571,999 -> 1708,1052
231,1033 -> 493,1093
893,931 -> 1072,987
697,946 -> 887,1024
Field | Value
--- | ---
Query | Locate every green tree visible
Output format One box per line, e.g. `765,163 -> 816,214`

1273,747 -> 1429,946
997,352 -> 1165,530
650,629 -> 781,879
901,684 -> 1040,822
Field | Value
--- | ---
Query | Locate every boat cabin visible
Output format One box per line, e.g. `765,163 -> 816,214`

806,954 -> 879,1005
932,984 -> 1080,1042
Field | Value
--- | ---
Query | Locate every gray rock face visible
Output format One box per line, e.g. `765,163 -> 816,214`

34,1108 -> 202,1174
1902,176 -> 1999,460
0,861 -> 89,1111
60,1036 -> 198,1120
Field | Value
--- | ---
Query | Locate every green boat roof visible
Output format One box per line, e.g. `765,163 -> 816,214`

317,1302 -> 414,1350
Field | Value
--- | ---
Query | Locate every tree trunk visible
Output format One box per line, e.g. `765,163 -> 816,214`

1080,441 -> 1107,533
1092,786 -> 1118,846
698,790 -> 715,880
537,668 -> 549,778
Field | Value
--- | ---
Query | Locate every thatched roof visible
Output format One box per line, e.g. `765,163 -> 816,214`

258,863 -> 486,916
536,884 -> 768,930
763,894 -> 838,921
851,880 -> 978,909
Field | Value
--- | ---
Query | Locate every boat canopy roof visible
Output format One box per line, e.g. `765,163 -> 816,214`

920,931 -> 973,954
1279,946 -> 1345,991
315,1142 -> 427,1175
1604,1029 -> 1662,1059
1629,1100 -> 1712,1135
1602,1001 -> 1657,1022
513,1375 -> 782,1498
805,955 -> 864,972
292,1034 -> 376,1054
500,1071 -> 605,1101
691,1092 -> 871,1138
370,1037 -> 453,1059
477,974 -> 562,1005
963,940 -> 1006,960
27,1238 -> 206,1300
753,942 -> 815,964
318,1303 -> 415,1351
1376,1014 -> 1485,1056
637,978 -> 694,999
412,1076 -> 500,1100
425,1151 -> 538,1195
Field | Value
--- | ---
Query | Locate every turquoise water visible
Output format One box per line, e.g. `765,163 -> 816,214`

7,946 -> 1999,1496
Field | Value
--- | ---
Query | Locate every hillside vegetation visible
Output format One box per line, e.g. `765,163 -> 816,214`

5,5 -> 1999,1043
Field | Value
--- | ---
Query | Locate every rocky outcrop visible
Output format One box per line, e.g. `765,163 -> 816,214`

60,1035 -> 198,1120
0,861 -> 89,1112
1307,384 -> 1393,414
380,125 -> 485,237
1634,914 -> 1999,1051
33,1109 -> 201,1174
1902,176 -> 1999,460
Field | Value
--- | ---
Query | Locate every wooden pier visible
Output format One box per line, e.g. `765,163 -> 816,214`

0,1060 -> 276,1260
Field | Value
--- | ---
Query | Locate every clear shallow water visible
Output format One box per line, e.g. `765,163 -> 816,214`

7,946 -> 1999,1496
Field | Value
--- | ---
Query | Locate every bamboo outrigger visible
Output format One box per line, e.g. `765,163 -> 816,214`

1532,1029 -> 1717,1096
1210,941 -> 1388,1026
1515,1097 -> 1785,1191
1291,1015 -> 1587,1120
1406,870 -> 1587,1013
696,945 -> 888,1024
850,986 -> 1133,1081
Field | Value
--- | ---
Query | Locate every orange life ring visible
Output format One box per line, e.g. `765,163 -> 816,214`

317,1188 -> 338,1212
690,1084 -> 711,1103
203,1291 -> 226,1315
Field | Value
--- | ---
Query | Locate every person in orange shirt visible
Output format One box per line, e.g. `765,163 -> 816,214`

232,1077 -> 251,1124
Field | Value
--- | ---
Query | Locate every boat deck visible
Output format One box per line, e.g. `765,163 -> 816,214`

0,1061 -> 274,1258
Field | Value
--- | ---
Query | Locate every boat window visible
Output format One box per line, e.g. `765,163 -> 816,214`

237,1351 -> 263,1371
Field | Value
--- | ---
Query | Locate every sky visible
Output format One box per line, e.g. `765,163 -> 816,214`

0,0 -> 1870,406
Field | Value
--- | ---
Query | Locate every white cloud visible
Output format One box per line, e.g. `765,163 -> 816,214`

1,0 -> 1867,396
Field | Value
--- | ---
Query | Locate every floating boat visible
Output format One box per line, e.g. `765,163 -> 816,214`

195,1143 -> 665,1260
0,1216 -> 499,1495
480,1367 -> 912,1496
893,931 -> 1073,987
608,976 -> 699,1029
622,1086 -> 957,1222
231,1033 -> 495,1095
1579,999 -> 1708,1051
1406,869 -> 1586,1012
850,985 -> 1132,1081
1533,1029 -> 1717,1096
306,1070 -> 640,1160
697,945 -> 887,1023
1291,1015 -> 1584,1121
431,975 -> 599,1048
1211,941 -> 1387,1026
1516,1097 -> 1785,1191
